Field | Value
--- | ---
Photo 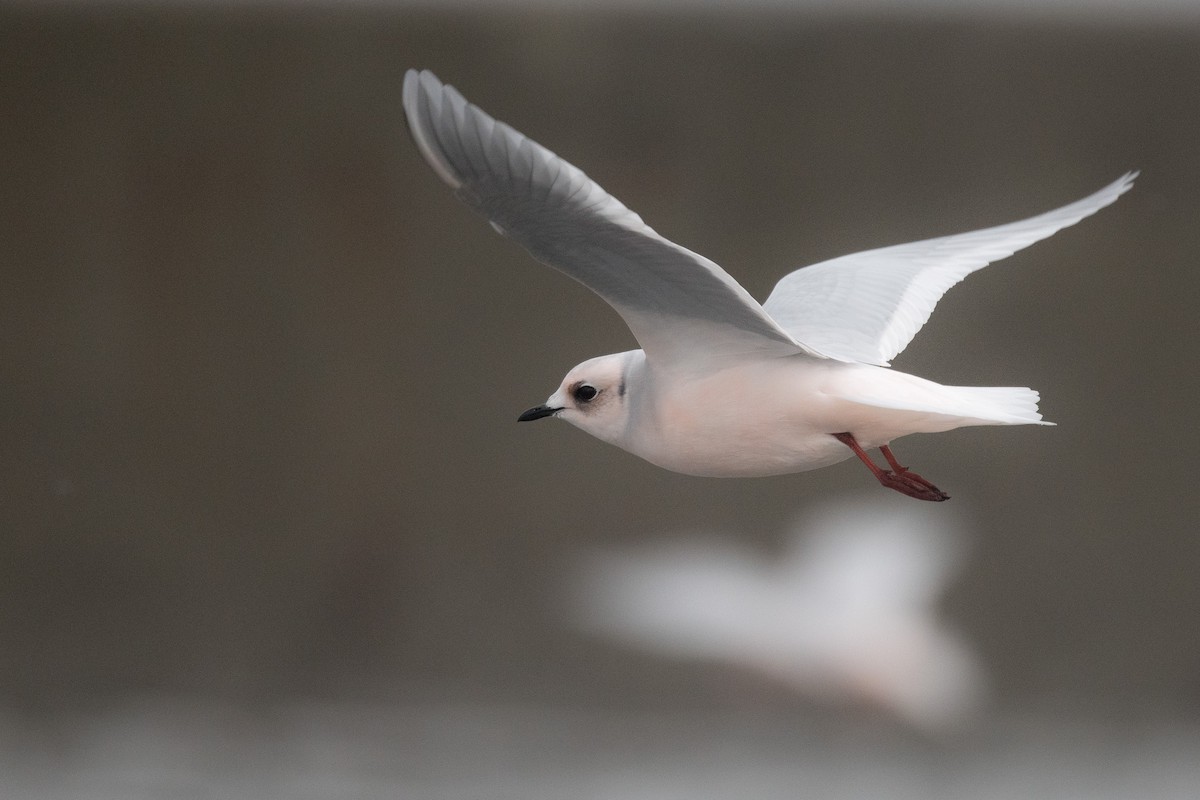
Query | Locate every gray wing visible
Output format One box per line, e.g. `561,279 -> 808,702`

403,70 -> 816,372
762,173 -> 1136,366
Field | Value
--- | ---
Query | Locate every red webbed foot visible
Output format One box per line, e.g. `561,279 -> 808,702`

832,433 -> 950,502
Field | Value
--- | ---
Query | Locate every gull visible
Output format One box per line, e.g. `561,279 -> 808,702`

403,69 -> 1134,500
569,498 -> 986,730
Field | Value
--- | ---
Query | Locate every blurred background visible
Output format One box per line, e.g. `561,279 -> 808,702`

3,0 -> 1200,796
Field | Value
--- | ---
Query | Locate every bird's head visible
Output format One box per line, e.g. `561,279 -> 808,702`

518,351 -> 637,445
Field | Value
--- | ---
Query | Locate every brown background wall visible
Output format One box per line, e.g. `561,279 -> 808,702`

2,6 -> 1198,718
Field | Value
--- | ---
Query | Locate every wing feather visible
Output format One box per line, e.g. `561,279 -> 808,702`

403,69 -> 812,371
762,173 -> 1137,366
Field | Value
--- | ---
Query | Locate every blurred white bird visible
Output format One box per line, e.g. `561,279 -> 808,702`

404,69 -> 1134,500
570,498 -> 986,730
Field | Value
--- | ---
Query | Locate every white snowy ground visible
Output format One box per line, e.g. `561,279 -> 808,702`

3,700 -> 1198,800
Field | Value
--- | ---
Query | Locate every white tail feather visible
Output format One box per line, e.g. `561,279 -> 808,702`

939,385 -> 1051,426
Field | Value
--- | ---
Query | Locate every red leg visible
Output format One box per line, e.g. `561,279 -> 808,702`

832,433 -> 949,502
879,444 -> 907,473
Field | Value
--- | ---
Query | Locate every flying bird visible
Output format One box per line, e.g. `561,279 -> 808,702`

403,69 -> 1133,500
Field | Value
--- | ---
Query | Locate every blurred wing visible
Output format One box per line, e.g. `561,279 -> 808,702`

404,69 -> 815,372
571,539 -> 772,658
784,501 -> 967,612
762,173 -> 1136,366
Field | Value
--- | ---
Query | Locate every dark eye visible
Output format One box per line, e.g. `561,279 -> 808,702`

573,383 -> 598,402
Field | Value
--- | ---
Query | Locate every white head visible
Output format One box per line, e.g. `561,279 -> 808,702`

518,351 -> 638,445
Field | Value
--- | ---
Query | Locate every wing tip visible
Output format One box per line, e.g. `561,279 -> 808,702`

1094,169 -> 1139,209
1114,169 -> 1140,195
402,68 -> 466,190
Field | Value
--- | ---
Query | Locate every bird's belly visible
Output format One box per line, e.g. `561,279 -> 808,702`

641,430 -> 854,478
628,365 -> 856,478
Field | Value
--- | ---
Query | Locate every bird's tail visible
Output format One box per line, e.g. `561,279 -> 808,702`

934,385 -> 1052,426
833,368 -> 1053,429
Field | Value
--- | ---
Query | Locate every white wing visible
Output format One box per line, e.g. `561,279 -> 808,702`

762,172 -> 1137,366
782,501 -> 966,613
404,70 -> 815,372
571,539 -> 775,658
